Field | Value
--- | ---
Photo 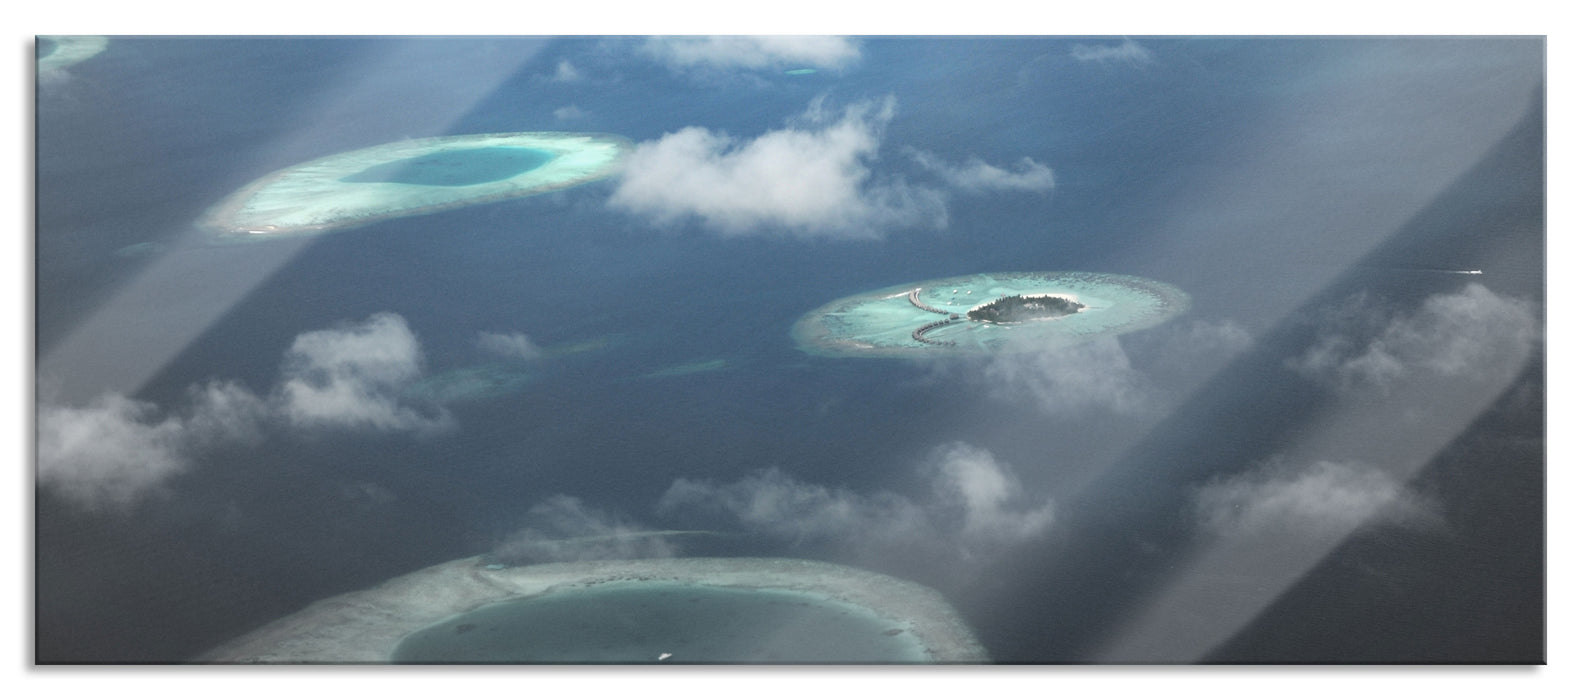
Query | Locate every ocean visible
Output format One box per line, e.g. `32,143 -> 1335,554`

34,36 -> 1544,663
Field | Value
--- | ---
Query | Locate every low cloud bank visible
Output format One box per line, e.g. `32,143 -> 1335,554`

37,382 -> 265,510
492,495 -> 681,565
907,149 -> 1055,193
1159,319 -> 1255,360
1070,39 -> 1154,66
278,313 -> 448,433
476,330 -> 541,361
551,59 -> 581,83
611,97 -> 1060,239
660,467 -> 924,546
641,36 -> 861,72
657,442 -> 1053,565
968,315 -> 1254,421
38,313 -> 451,510
978,336 -> 1158,417
611,97 -> 948,238
930,442 -> 1057,544
1194,458 -> 1440,541
1290,283 -> 1539,392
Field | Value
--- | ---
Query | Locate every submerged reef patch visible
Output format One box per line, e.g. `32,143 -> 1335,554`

793,271 -> 1189,357
200,132 -> 629,239
402,363 -> 539,404
639,358 -> 730,380
37,36 -> 108,73
199,556 -> 988,664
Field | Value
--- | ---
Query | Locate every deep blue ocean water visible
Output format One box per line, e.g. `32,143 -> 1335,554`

35,37 -> 1544,663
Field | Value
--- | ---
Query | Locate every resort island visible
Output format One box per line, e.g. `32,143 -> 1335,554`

795,271 -> 1189,358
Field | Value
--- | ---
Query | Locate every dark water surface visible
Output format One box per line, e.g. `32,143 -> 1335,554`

35,36 -> 1544,664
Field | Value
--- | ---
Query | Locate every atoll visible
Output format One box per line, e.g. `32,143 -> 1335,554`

793,271 -> 1189,357
200,132 -> 629,239
198,556 -> 988,664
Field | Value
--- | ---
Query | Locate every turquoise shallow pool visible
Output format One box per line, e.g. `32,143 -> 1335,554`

199,132 -> 629,238
391,581 -> 930,664
340,147 -> 556,187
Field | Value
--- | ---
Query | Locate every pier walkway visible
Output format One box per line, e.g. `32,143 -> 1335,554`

908,289 -> 951,315
912,318 -> 958,346
907,289 -> 961,346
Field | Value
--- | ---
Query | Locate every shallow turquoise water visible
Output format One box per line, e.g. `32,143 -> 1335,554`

391,581 -> 929,664
340,147 -> 555,187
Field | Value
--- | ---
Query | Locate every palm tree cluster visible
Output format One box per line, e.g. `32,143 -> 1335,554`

966,294 -> 1084,323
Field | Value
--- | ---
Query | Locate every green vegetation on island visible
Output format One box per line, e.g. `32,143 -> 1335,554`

967,294 -> 1085,324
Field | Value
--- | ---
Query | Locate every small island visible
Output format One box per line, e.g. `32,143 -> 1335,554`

967,294 -> 1085,324
791,271 -> 1190,358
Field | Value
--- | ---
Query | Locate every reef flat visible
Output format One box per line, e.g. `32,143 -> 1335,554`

793,271 -> 1189,358
200,132 -> 629,239
199,556 -> 988,664
37,36 -> 108,73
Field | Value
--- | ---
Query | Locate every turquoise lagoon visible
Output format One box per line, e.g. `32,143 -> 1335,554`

200,132 -> 629,239
393,581 -> 928,663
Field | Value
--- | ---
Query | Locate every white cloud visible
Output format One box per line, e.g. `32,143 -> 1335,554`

1168,319 -> 1255,357
1070,38 -> 1153,66
179,380 -> 272,447
1124,318 -> 1255,386
657,442 -> 1052,564
276,313 -> 450,433
641,36 -> 860,72
492,495 -> 680,565
1290,283 -> 1539,391
552,59 -> 581,82
37,380 -> 268,511
1099,456 -> 1443,662
552,105 -> 584,121
979,336 -> 1157,416
39,313 -> 452,510
660,467 -> 925,546
929,442 -> 1056,544
907,149 -> 1056,193
39,393 -> 193,510
476,330 -> 541,361
1194,459 -> 1439,540
611,97 -> 947,238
